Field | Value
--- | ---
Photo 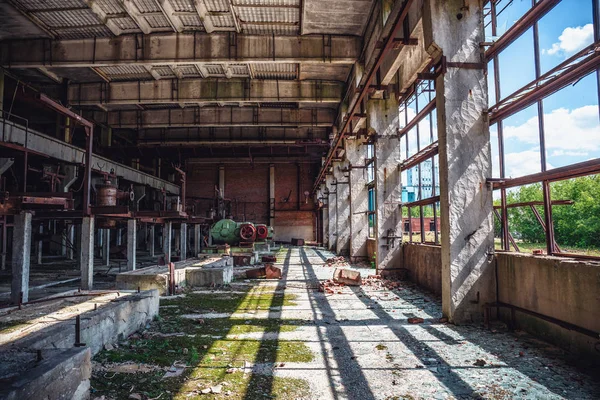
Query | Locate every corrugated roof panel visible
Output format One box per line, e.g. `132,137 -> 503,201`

99,65 -> 152,80
229,63 -> 249,76
95,0 -> 126,15
210,14 -> 235,28
112,17 -> 141,31
235,0 -> 299,6
179,14 -> 204,27
153,65 -> 176,78
204,0 -> 229,12
145,14 -> 172,28
179,64 -> 202,77
35,9 -> 100,28
168,0 -> 195,12
253,63 -> 297,79
133,0 -> 161,13
16,0 -> 86,11
236,7 -> 298,24
204,64 -> 225,75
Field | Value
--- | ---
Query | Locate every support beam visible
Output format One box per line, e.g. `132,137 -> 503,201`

127,219 -> 136,271
36,224 -> 43,265
0,121 -> 180,194
11,211 -> 32,304
369,96 -> 402,275
326,174 -> 336,251
0,158 -> 14,175
194,224 -> 201,257
116,228 -> 122,246
68,79 -> 344,106
88,107 -> 336,129
333,162 -> 350,255
102,229 -> 110,266
67,224 -> 75,260
425,0 -> 494,323
219,166 -> 225,199
80,217 -> 94,290
269,164 -> 275,227
180,223 -> 187,261
163,222 -> 172,263
347,137 -> 369,261
149,224 -> 155,257
0,34 -> 360,67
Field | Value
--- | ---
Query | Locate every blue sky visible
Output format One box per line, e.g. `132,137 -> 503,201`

486,0 -> 599,179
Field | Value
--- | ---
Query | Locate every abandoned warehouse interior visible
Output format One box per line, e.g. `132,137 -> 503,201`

0,0 -> 600,398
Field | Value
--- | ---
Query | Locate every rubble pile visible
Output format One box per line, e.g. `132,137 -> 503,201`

324,256 -> 349,268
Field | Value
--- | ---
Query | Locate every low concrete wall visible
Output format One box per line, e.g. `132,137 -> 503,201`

496,253 -> 600,361
402,243 -> 442,295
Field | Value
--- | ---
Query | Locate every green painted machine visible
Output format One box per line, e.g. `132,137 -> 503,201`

210,219 -> 240,244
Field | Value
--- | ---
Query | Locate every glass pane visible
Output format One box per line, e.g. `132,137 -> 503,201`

542,72 -> 600,170
538,0 -> 594,75
498,27 -> 536,100
494,0 -> 532,37
551,175 -> 600,257
502,104 -> 542,178
490,123 -> 501,178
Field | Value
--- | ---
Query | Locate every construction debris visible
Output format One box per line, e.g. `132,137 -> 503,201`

332,268 -> 361,286
244,264 -> 282,279
407,317 -> 424,324
325,256 -> 349,268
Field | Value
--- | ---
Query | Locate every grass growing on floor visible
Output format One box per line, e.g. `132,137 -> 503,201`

0,320 -> 32,335
91,279 -> 312,400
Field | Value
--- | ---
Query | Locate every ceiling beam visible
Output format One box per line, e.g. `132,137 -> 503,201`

0,33 -> 360,68
136,126 -> 328,143
87,107 -> 336,128
68,79 -> 344,106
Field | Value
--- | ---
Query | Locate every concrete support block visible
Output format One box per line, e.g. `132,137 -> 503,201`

333,268 -> 362,286
127,219 -> 136,271
11,211 -> 32,304
80,217 -> 94,290
180,223 -> 187,260
102,229 -> 110,266
36,224 -> 43,265
194,224 -> 201,256
326,174 -> 336,251
269,164 -> 275,227
425,0 -> 494,323
347,137 -> 369,261
368,96 -> 402,276
149,224 -> 155,257
116,228 -> 122,246
163,222 -> 172,263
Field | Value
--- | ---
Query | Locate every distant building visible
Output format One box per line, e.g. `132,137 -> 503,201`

401,159 -> 439,203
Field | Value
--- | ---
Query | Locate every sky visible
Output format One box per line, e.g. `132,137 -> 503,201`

486,0 -> 599,179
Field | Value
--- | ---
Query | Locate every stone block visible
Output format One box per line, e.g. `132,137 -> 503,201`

333,268 -> 361,286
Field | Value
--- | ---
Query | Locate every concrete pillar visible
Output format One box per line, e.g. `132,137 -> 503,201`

321,190 -> 329,248
67,224 -> 75,260
36,224 -> 43,265
80,217 -> 94,290
149,224 -> 155,257
194,224 -> 201,256
347,137 -> 369,261
1,221 -> 7,270
102,229 -> 110,266
333,161 -> 350,255
180,223 -> 187,260
219,165 -> 225,197
368,96 -> 402,275
425,0 -> 494,323
127,219 -> 136,271
116,228 -> 122,246
163,222 -> 172,263
11,211 -> 32,304
326,174 -> 336,251
0,69 -> 4,112
269,164 -> 275,227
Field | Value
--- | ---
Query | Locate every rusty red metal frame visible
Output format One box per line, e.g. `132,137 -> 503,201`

38,94 -> 95,216
489,42 -> 600,124
400,141 -> 439,172
312,0 -> 416,194
485,0 -> 561,61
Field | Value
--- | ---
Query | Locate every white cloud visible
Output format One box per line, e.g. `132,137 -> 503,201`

545,24 -> 594,57
503,105 -> 600,151
550,150 -> 589,157
503,149 -> 548,178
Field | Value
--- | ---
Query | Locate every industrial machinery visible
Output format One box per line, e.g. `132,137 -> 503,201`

95,179 -> 134,206
210,219 -> 271,245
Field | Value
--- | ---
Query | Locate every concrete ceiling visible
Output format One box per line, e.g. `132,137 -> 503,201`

0,0 -> 376,148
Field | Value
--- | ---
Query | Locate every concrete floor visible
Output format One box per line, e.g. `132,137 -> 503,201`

224,247 -> 600,400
